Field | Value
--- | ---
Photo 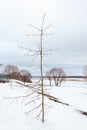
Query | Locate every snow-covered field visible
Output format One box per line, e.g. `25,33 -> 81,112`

0,79 -> 87,130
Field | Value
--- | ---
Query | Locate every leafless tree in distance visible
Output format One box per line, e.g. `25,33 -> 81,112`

83,65 -> 87,81
46,71 -> 52,86
50,68 -> 66,86
3,64 -> 19,79
20,69 -> 32,84
0,64 -> 3,72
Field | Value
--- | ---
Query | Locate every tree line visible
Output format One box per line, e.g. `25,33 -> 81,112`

0,64 -> 32,83
0,64 -> 66,86
1,64 -> 87,85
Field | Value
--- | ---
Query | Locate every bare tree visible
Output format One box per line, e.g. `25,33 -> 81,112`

50,68 -> 66,86
0,64 -> 3,73
46,71 -> 52,86
3,64 -> 19,79
19,13 -> 52,122
83,65 -> 87,80
20,69 -> 32,84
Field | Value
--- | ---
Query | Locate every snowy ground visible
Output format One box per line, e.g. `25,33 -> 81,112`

0,79 -> 87,130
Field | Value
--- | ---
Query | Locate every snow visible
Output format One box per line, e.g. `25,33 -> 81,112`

0,79 -> 87,130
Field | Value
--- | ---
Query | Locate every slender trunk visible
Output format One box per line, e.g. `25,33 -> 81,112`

40,22 -> 44,122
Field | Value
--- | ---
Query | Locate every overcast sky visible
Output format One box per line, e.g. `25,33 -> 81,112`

0,0 -> 87,75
